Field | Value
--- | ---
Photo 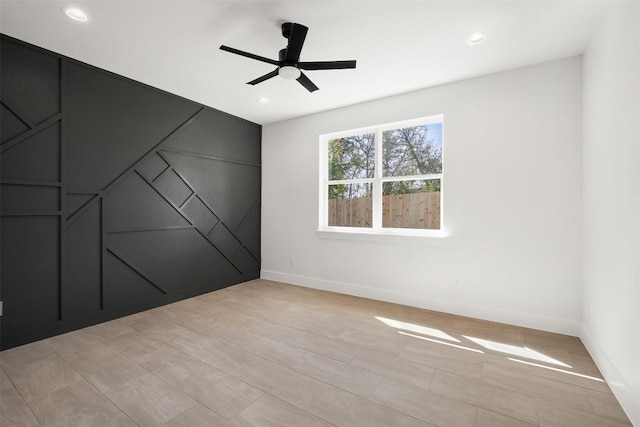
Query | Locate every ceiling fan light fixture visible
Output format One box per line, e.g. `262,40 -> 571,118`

278,66 -> 301,80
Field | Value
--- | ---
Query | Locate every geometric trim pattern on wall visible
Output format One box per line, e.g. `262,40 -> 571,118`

0,35 -> 261,349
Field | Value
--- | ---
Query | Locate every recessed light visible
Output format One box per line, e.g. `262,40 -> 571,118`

257,97 -> 270,105
468,32 -> 486,45
64,7 -> 89,22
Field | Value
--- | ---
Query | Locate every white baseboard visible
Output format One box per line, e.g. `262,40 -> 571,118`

260,270 -> 581,336
580,325 -> 639,426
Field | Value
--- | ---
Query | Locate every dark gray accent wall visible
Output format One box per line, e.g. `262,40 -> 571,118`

0,35 -> 261,350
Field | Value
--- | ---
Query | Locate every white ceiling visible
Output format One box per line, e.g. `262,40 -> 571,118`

0,1 -> 608,125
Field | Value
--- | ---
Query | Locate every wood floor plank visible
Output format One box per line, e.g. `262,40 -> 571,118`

305,384 -> 434,427
162,403 -> 236,427
102,330 -> 185,372
0,386 -> 41,427
150,352 -> 263,422
84,320 -> 136,342
0,341 -> 55,373
350,346 -> 436,391
244,335 -> 381,396
149,304 -> 262,348
234,353 -> 329,409
0,368 -> 13,392
43,331 -> 115,366
536,398 -> 632,427
523,330 -> 589,356
28,380 -> 136,427
75,348 -> 149,394
587,390 -> 635,423
429,370 -> 539,425
400,345 -> 484,380
371,377 -> 478,426
3,355 -> 82,402
103,373 -> 196,426
475,408 -> 536,427
240,316 -> 364,364
509,354 -> 612,393
235,394 -> 334,427
481,361 -> 596,413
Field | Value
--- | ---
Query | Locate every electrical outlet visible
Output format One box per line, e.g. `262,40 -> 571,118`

455,279 -> 461,289
289,257 -> 296,267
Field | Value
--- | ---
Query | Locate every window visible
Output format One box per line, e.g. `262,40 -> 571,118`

320,115 -> 443,235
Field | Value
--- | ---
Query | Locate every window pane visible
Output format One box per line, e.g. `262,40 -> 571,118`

382,123 -> 442,177
328,133 -> 375,180
328,183 -> 372,227
382,179 -> 440,229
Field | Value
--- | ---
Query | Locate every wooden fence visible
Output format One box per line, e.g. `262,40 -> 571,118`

328,192 -> 440,229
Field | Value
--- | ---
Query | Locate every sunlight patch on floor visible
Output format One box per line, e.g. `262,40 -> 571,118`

508,358 -> 604,382
464,336 -> 571,368
375,316 -> 460,342
398,331 -> 484,353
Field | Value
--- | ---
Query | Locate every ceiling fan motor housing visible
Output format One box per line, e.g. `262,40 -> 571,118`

278,48 -> 287,63
281,22 -> 294,39
219,22 -> 357,92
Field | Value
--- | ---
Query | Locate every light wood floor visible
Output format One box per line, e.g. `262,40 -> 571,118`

0,279 -> 632,427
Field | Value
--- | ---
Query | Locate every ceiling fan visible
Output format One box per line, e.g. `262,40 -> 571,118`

220,22 -> 357,93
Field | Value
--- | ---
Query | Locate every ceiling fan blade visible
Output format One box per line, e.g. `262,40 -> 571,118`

299,60 -> 357,70
284,23 -> 308,63
220,45 -> 280,66
296,72 -> 319,92
247,69 -> 279,85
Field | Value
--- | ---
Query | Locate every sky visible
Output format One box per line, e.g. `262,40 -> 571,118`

428,122 -> 443,149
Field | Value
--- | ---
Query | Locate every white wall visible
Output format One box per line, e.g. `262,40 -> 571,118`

262,57 -> 583,335
581,2 -> 640,424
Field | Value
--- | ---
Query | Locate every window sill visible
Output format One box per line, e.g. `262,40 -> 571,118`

316,228 -> 447,245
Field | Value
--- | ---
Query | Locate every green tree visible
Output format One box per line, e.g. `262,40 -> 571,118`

327,124 -> 441,198
382,125 -> 442,195
328,133 -> 375,199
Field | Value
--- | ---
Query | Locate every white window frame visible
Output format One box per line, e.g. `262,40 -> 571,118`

319,115 -> 445,238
